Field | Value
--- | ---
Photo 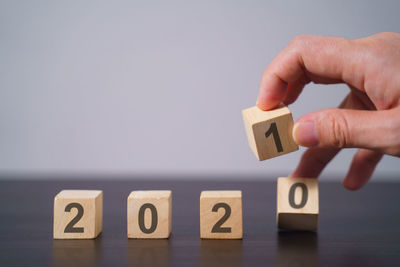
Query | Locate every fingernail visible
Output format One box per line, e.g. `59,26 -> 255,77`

293,121 -> 319,147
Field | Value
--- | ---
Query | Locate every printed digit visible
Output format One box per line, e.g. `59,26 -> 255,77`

64,203 -> 84,233
289,183 -> 308,209
265,122 -> 283,152
138,203 -> 158,234
211,203 -> 232,233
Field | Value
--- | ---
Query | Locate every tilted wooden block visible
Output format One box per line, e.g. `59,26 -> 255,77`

200,191 -> 243,239
127,190 -> 172,239
242,105 -> 298,161
277,177 -> 319,231
53,190 -> 103,239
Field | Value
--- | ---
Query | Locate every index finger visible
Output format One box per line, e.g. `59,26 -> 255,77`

256,35 -> 359,110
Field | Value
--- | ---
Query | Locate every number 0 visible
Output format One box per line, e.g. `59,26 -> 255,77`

288,183 -> 308,209
265,122 -> 283,152
138,203 -> 158,234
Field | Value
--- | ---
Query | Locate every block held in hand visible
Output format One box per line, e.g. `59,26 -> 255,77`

242,105 -> 298,160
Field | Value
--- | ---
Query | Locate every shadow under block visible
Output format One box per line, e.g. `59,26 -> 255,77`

53,190 -> 103,239
127,190 -> 172,239
242,105 -> 298,161
200,191 -> 243,239
277,177 -> 319,231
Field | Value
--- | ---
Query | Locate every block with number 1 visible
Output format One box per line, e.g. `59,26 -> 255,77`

242,105 -> 298,160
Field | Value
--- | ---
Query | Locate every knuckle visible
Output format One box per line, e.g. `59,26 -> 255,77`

320,110 -> 351,148
290,34 -> 312,47
287,35 -> 315,61
292,34 -> 309,42
371,32 -> 394,40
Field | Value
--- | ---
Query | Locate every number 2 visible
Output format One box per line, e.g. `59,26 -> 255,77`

211,203 -> 232,233
64,203 -> 84,233
265,122 -> 283,152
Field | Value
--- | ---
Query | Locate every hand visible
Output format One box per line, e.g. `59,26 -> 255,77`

256,32 -> 400,190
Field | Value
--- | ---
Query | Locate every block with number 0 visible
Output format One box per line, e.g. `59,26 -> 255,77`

127,191 -> 172,239
53,190 -> 103,239
200,191 -> 243,239
277,177 -> 319,231
242,105 -> 298,161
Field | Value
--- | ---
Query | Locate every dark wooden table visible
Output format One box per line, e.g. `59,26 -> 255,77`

0,178 -> 400,266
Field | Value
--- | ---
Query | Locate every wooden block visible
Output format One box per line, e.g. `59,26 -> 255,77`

277,177 -> 318,231
242,105 -> 298,161
127,190 -> 172,239
200,191 -> 243,239
53,190 -> 103,239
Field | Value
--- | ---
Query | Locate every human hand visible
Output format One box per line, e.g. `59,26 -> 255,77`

256,32 -> 400,190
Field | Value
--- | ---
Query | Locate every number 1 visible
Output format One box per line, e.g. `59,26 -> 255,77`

265,122 -> 283,152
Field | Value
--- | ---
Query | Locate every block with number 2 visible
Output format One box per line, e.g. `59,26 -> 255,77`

53,190 -> 103,239
200,191 -> 243,239
242,105 -> 298,161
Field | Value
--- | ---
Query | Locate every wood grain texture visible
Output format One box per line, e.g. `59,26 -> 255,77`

242,105 -> 298,161
127,190 -> 172,239
53,190 -> 103,239
277,177 -> 318,231
200,190 -> 243,239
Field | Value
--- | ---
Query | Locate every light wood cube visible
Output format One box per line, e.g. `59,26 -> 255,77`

53,190 -> 103,239
277,177 -> 319,231
200,191 -> 243,239
127,190 -> 172,239
242,105 -> 298,161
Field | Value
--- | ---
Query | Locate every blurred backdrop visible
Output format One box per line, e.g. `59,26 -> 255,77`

0,0 -> 399,180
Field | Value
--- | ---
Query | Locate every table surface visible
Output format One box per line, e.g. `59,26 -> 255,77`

1,178 -> 400,267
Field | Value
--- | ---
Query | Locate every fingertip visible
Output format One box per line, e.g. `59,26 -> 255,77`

257,74 -> 289,110
342,149 -> 382,191
256,101 -> 276,111
292,121 -> 319,147
342,178 -> 362,191
256,99 -> 268,110
256,93 -> 283,111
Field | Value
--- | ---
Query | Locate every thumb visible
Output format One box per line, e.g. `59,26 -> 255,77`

292,108 -> 398,152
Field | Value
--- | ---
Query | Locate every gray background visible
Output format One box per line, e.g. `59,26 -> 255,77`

0,0 -> 399,180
